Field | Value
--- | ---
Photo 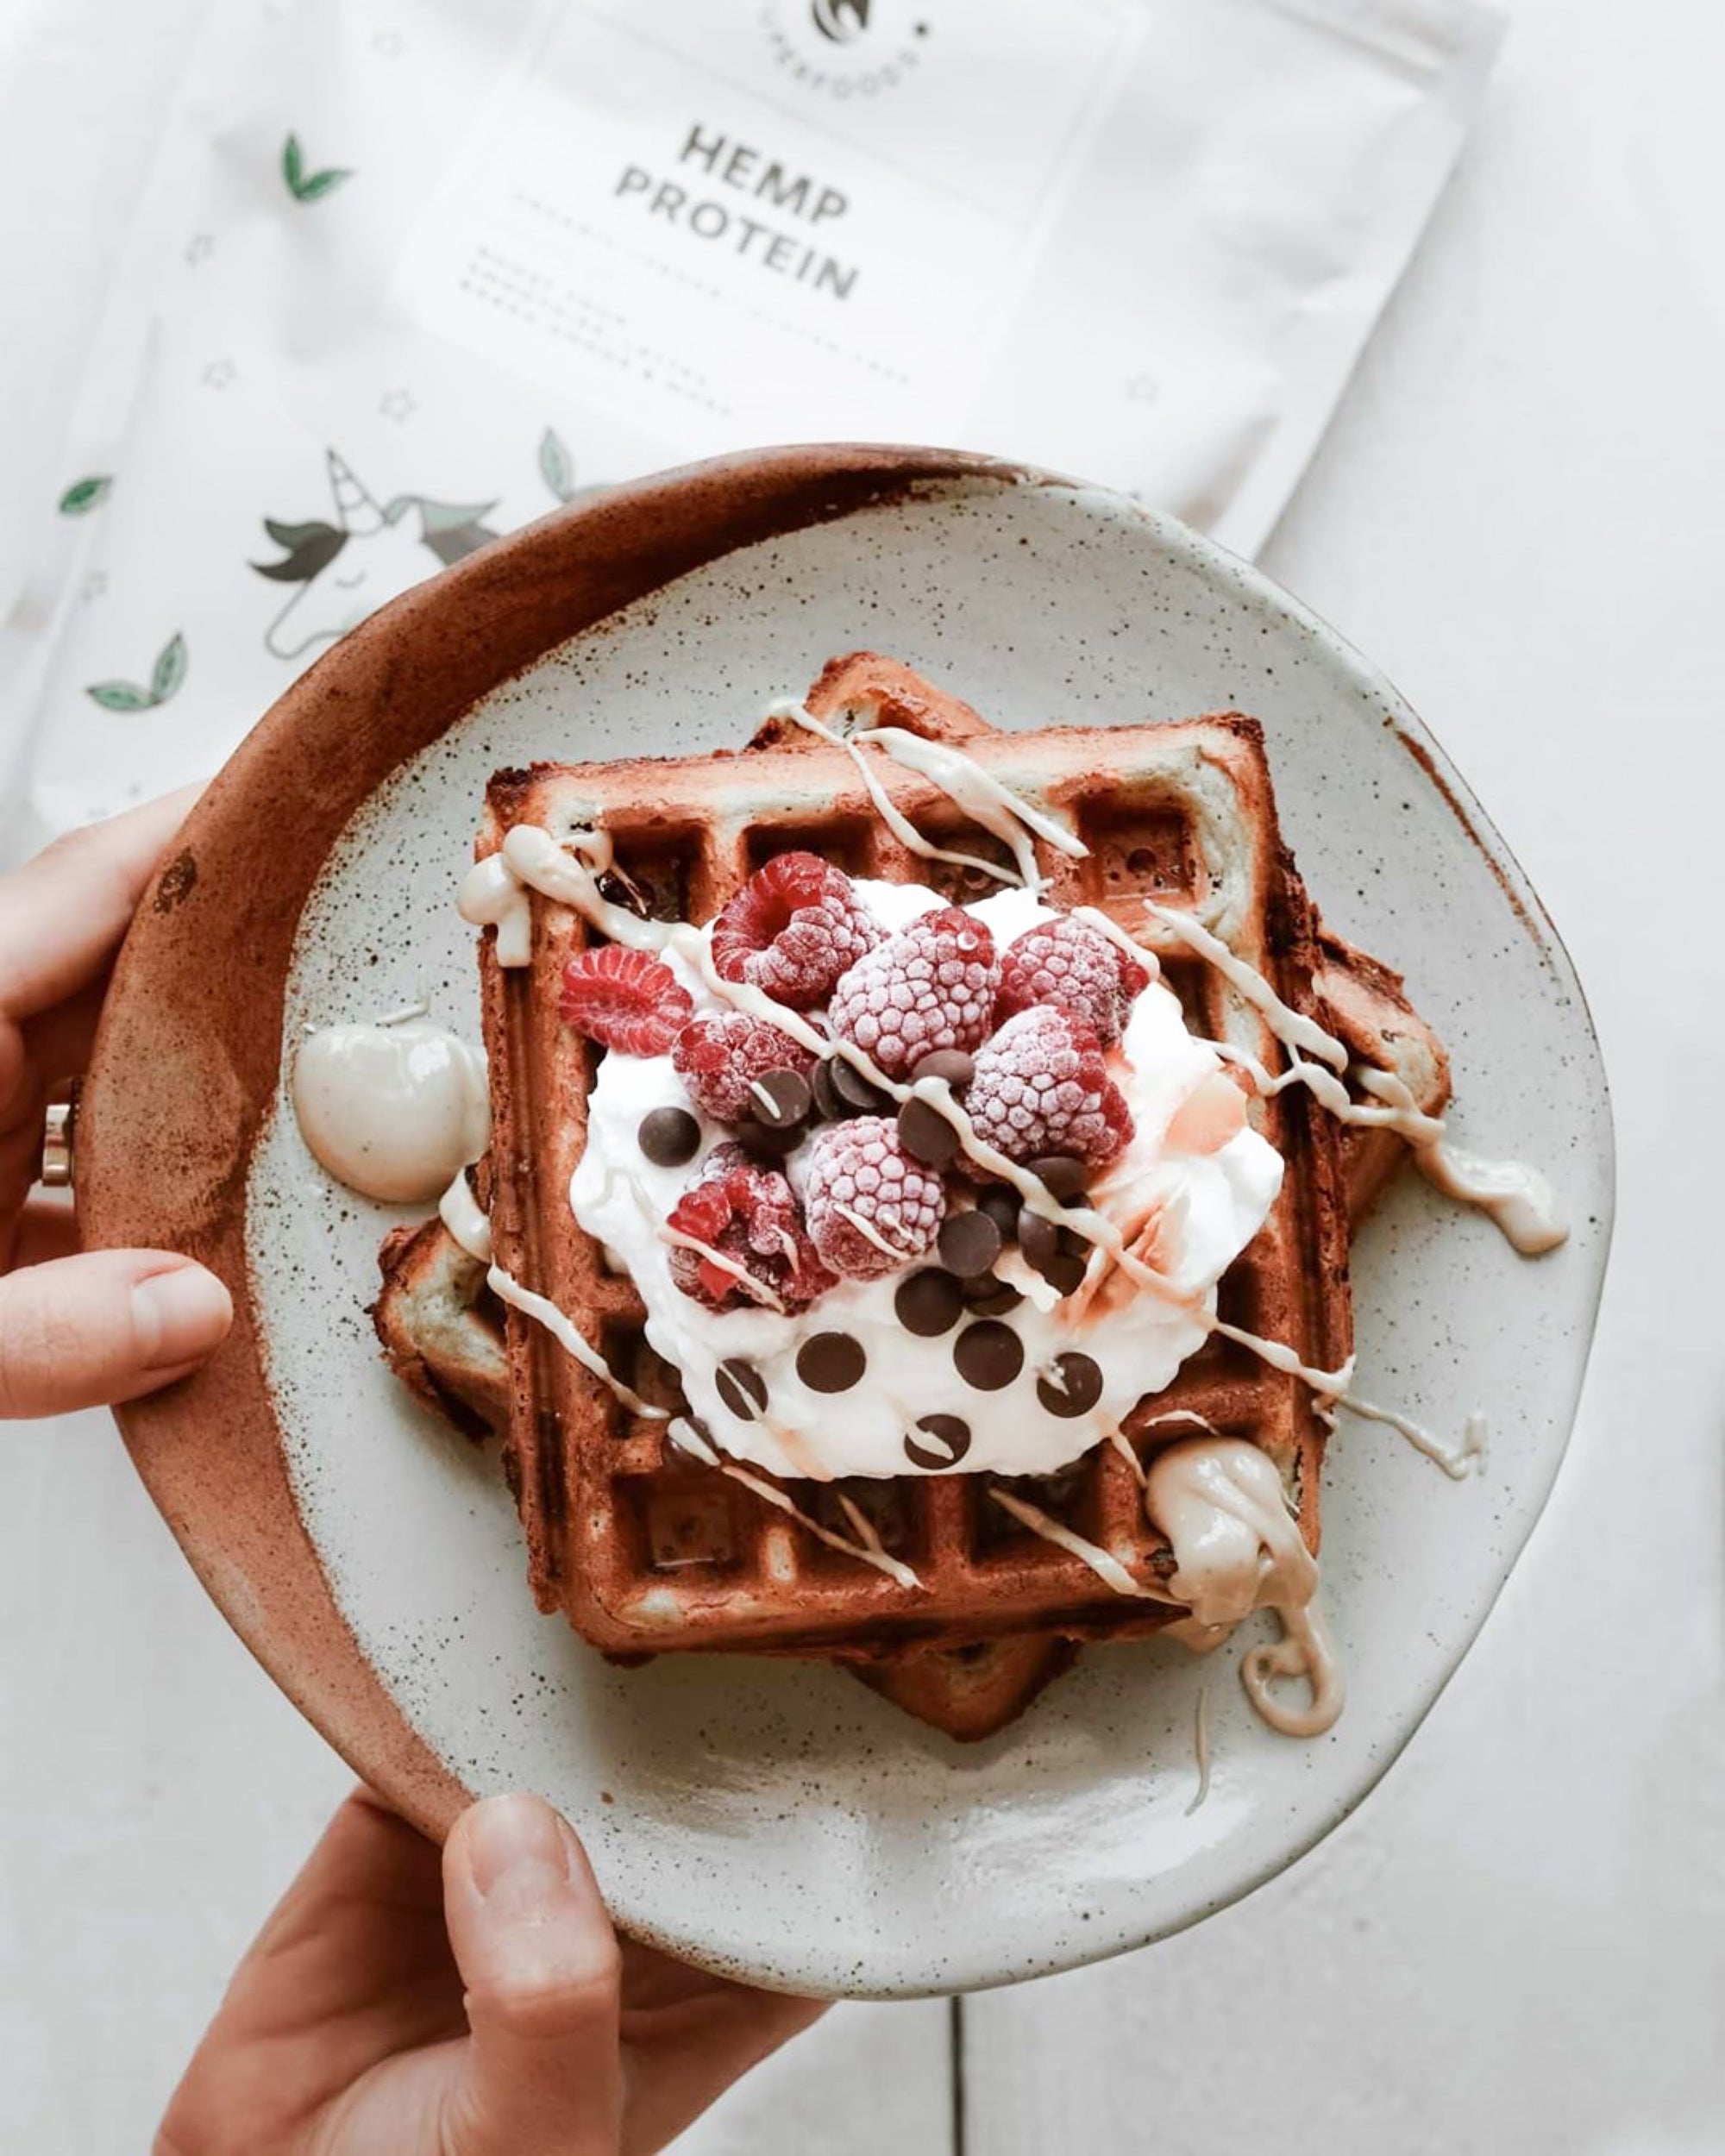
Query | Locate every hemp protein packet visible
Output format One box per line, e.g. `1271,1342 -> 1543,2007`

3,0 -> 1502,845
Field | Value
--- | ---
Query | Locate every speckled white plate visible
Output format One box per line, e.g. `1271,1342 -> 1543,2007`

91,449 -> 1613,1999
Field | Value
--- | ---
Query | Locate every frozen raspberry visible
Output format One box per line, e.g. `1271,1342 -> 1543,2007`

803,1118 -> 947,1280
966,1009 -> 1132,1169
995,917 -> 1149,1046
828,907 -> 998,1077
672,1012 -> 818,1123
665,1150 -> 831,1313
559,946 -> 692,1056
710,852 -> 880,1010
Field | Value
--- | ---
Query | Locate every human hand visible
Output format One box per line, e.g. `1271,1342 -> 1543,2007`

157,1787 -> 825,2155
0,788 -> 233,1415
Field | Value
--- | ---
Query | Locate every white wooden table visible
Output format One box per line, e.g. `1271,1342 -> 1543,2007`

2,0 -> 1720,2147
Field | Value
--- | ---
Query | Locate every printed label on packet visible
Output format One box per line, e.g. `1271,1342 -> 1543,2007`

397,0 -> 1138,450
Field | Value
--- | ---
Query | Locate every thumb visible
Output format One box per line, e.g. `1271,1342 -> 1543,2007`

0,1250 -> 232,1418
442,1793 -> 624,2156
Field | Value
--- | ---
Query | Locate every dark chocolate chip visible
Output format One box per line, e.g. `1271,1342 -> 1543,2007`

1036,1351 -> 1103,1418
912,1048 -> 975,1089
797,1332 -> 866,1394
715,1358 -> 768,1420
637,1106 -> 700,1167
749,1068 -> 812,1131
811,1058 -> 847,1122
954,1319 -> 1025,1391
904,1413 -> 972,1470
977,1187 -> 1021,1240
1027,1153 -> 1088,1203
1020,1207 -> 1089,1291
831,1056 -> 890,1114
894,1269 -> 964,1338
734,1116 -> 802,1157
937,1208 -> 1002,1278
898,1094 -> 960,1167
963,1275 -> 1025,1315
1018,1207 -> 1062,1272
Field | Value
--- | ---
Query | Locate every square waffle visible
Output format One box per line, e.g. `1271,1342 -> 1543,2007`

378,905 -> 1447,1735
472,655 -> 1354,1661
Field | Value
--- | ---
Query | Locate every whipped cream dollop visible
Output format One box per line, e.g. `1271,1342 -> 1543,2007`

570,881 -> 1283,1482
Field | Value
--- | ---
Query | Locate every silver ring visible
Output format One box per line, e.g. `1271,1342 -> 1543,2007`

40,1089 -> 77,1189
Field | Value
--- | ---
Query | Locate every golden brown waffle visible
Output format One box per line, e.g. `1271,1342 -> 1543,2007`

375,925 -> 1446,1738
474,655 -> 1354,1662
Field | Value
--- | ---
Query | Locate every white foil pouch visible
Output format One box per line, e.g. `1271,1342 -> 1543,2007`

2,0 -> 1501,843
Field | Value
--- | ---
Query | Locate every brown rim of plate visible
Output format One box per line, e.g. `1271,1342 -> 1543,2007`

73,444 -> 1032,1846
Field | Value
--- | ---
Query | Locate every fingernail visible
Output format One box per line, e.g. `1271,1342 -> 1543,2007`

467,1793 -> 575,1908
131,1265 -> 233,1369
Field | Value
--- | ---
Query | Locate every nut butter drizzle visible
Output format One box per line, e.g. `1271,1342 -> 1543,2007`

485,1264 -> 668,1420
668,1415 -> 922,1590
458,707 -> 1559,1684
988,1488 -> 1177,1603
1145,1438 -> 1345,1738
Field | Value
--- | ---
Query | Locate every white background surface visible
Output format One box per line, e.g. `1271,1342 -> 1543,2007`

0,1 -> 1720,2151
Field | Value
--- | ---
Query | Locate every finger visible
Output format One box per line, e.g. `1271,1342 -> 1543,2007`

0,784 -> 202,1024
0,1250 -> 231,1418
442,1794 -> 624,2156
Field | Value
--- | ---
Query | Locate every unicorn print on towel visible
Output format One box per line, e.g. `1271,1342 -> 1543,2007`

251,449 -> 499,660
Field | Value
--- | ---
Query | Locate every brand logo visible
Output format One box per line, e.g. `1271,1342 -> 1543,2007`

759,0 -> 925,100
811,0 -> 870,41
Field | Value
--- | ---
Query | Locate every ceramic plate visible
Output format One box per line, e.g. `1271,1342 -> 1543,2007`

80,448 -> 1612,1998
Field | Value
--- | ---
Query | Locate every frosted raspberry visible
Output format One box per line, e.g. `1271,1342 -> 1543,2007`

828,907 -> 998,1076
559,946 -> 692,1056
671,1012 -> 818,1123
665,1150 -> 831,1313
710,852 -> 880,1010
966,1009 -> 1132,1168
803,1118 -> 947,1279
995,918 -> 1149,1046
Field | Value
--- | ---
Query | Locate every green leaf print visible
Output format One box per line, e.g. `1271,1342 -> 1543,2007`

151,631 -> 188,704
85,630 -> 188,713
58,474 -> 112,516
85,680 -> 154,712
282,134 -> 353,204
538,428 -> 576,502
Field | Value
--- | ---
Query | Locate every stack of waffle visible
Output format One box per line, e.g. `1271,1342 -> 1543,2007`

376,657 -> 1449,1738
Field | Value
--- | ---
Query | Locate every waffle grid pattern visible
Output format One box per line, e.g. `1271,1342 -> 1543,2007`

478,663 -> 1352,1658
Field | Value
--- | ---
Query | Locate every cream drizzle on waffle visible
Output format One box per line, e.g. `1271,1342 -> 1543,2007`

448,695 -> 1569,1742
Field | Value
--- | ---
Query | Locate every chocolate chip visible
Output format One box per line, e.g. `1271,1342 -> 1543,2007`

734,1116 -> 802,1157
831,1056 -> 890,1113
912,1048 -> 975,1089
898,1094 -> 960,1167
1036,1351 -> 1103,1418
797,1332 -> 866,1394
894,1269 -> 964,1337
1027,1153 -> 1088,1204
1018,1207 -> 1062,1272
954,1319 -> 1024,1391
811,1058 -> 848,1122
977,1187 -> 1021,1241
638,1106 -> 700,1167
1020,1207 -> 1089,1291
715,1358 -> 768,1420
937,1208 -> 1001,1278
963,1275 -> 1024,1315
749,1069 -> 812,1131
904,1413 -> 972,1470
